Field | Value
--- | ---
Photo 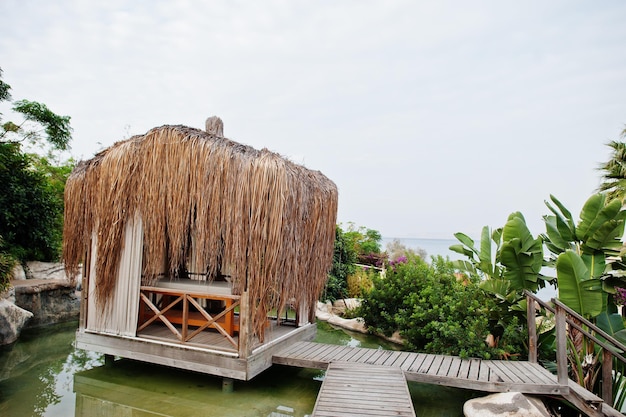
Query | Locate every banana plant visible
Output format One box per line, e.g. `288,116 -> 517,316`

450,212 -> 547,305
542,193 -> 626,313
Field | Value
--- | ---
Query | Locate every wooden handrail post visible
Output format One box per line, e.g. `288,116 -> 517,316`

555,302 -> 569,387
602,348 -> 614,406
527,293 -> 538,363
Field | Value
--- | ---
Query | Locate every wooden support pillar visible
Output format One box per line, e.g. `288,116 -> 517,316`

222,377 -> 234,393
602,349 -> 613,406
527,294 -> 537,363
104,354 -> 115,367
238,290 -> 252,359
555,303 -> 569,387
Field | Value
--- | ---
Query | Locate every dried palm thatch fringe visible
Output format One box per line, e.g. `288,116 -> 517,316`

63,124 -> 338,339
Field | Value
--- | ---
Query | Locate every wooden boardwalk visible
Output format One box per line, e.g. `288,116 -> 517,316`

273,341 -> 612,416
273,341 -> 568,395
312,362 -> 415,417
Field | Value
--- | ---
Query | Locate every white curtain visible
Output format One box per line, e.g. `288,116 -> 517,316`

86,212 -> 143,336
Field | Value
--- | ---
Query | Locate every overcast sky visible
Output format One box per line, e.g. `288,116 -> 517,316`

1,1 -> 625,240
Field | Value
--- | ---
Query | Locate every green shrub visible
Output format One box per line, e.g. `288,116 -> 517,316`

0,236 -> 16,292
359,255 -> 526,359
347,266 -> 376,298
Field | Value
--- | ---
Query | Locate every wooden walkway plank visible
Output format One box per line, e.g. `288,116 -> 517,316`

417,354 -> 437,373
312,362 -> 416,417
426,355 -> 445,375
318,345 -> 350,362
444,356 -> 462,377
485,360 -> 524,383
400,352 -> 424,372
272,341 -> 574,398
456,358 -> 471,379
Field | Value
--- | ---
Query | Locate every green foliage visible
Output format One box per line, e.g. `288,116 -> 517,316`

0,68 -> 73,262
0,143 -> 69,261
324,225 -> 357,301
451,212 -> 548,306
0,68 -> 72,152
555,250 -> 604,318
359,255 -> 526,359
598,129 -> 626,203
347,266 -> 376,298
543,194 -> 626,317
342,222 -> 382,256
9,100 -> 72,151
0,236 -> 17,292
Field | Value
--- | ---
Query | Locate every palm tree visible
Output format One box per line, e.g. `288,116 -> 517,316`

598,128 -> 626,203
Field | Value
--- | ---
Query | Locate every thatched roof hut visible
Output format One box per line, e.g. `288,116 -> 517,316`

63,119 -> 338,339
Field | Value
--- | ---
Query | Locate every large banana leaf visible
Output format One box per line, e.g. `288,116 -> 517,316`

543,215 -> 570,251
577,194 -> 622,242
480,278 -> 514,303
479,226 -> 493,273
581,252 -> 606,280
556,250 -> 603,318
596,311 -> 626,348
545,195 -> 576,241
499,215 -> 543,291
585,217 -> 626,253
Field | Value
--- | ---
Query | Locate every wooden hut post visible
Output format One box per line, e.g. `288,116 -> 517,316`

526,292 -> 537,363
78,247 -> 90,331
238,290 -> 253,358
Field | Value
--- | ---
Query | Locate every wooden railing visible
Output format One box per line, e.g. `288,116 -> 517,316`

138,286 -> 241,350
526,290 -> 626,407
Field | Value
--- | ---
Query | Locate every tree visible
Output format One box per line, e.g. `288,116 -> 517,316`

598,128 -> 626,203
0,68 -> 72,152
323,225 -> 358,301
0,68 -> 73,265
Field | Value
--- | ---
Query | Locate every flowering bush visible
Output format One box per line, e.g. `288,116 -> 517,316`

615,287 -> 626,306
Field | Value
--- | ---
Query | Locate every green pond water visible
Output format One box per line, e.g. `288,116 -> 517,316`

0,320 -> 480,416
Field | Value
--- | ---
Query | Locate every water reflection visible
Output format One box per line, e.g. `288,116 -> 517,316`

75,360 -> 320,417
0,320 -> 478,416
0,321 -> 102,417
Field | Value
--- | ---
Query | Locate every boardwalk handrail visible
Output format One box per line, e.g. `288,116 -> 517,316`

525,290 -> 626,407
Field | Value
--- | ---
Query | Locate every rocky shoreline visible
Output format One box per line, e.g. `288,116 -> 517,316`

0,262 -> 80,345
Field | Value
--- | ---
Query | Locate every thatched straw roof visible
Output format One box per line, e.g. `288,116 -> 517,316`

63,121 -> 338,337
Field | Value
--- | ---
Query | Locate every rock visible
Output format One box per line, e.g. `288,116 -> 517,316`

11,264 -> 26,280
316,301 -> 333,321
25,261 -> 69,280
327,315 -> 368,333
463,392 -> 550,417
1,286 -> 15,303
0,299 -> 33,345
332,298 -> 361,315
12,280 -> 80,327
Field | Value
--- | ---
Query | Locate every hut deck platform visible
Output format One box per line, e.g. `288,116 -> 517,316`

274,341 -> 615,416
312,362 -> 416,417
75,319 -> 316,381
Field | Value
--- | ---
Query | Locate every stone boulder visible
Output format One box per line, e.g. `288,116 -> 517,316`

0,298 -> 33,345
464,392 -> 550,417
327,315 -> 368,333
12,280 -> 80,327
332,298 -> 361,315
11,264 -> 26,280
25,261 -> 72,281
